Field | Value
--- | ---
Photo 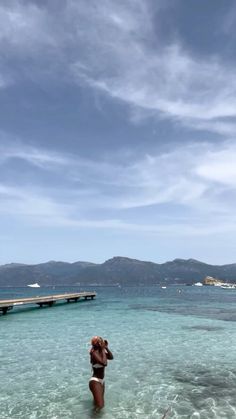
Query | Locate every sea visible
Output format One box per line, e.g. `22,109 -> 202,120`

0,285 -> 235,419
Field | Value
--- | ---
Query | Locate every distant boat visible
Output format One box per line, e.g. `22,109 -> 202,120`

27,283 -> 40,288
220,284 -> 236,289
161,286 -> 167,289
194,282 -> 203,286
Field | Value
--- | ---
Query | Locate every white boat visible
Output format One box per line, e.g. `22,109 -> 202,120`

220,284 -> 236,289
194,282 -> 203,286
161,286 -> 167,289
27,283 -> 40,288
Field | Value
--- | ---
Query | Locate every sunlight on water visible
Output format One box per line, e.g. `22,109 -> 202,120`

0,286 -> 235,418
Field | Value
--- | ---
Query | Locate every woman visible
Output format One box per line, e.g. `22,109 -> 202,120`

89,336 -> 113,410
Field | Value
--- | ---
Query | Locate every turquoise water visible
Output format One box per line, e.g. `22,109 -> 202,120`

0,286 -> 236,418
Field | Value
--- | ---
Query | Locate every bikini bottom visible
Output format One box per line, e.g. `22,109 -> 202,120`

89,377 -> 105,385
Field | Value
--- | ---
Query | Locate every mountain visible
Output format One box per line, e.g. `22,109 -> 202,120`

0,256 -> 236,287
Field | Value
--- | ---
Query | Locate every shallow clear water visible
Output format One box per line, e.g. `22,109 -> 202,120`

0,285 -> 236,418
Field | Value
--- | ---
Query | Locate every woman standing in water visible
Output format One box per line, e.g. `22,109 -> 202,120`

89,336 -> 113,410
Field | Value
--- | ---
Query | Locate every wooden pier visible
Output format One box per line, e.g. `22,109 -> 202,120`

0,291 -> 96,315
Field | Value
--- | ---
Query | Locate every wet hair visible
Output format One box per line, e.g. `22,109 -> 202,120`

91,336 -> 103,347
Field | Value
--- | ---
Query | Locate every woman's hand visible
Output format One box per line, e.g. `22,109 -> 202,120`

104,339 -> 108,348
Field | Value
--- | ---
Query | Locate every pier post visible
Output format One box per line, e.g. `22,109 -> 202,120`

0,306 -> 13,315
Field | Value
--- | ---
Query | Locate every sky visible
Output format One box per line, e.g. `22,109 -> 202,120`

1,0 -> 236,265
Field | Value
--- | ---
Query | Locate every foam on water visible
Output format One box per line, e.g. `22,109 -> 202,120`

0,286 -> 235,418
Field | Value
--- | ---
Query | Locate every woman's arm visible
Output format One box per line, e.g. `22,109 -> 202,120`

91,348 -> 107,366
104,340 -> 114,360
105,347 -> 113,360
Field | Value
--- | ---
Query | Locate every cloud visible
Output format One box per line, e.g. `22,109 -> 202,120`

0,137 -> 70,168
69,2 -> 236,134
28,215 -> 236,238
1,181 -> 236,238
0,1 -> 56,49
0,139 -> 207,210
196,144 -> 236,186
2,139 -> 236,207
0,1 -> 236,136
73,43 -> 236,121
0,183 -> 75,228
1,139 -> 236,238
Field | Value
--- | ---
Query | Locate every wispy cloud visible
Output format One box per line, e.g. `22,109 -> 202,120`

69,2 -> 236,134
1,140 -> 236,238
0,137 -> 70,168
196,143 -> 236,186
1,1 -> 236,136
1,181 -> 236,238
73,43 -> 236,121
0,183 -> 71,218
1,1 -> 236,250
0,1 -> 57,50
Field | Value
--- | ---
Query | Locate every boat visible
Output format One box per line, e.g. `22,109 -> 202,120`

161,286 -> 167,289
220,284 -> 236,289
27,283 -> 40,288
194,282 -> 203,286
